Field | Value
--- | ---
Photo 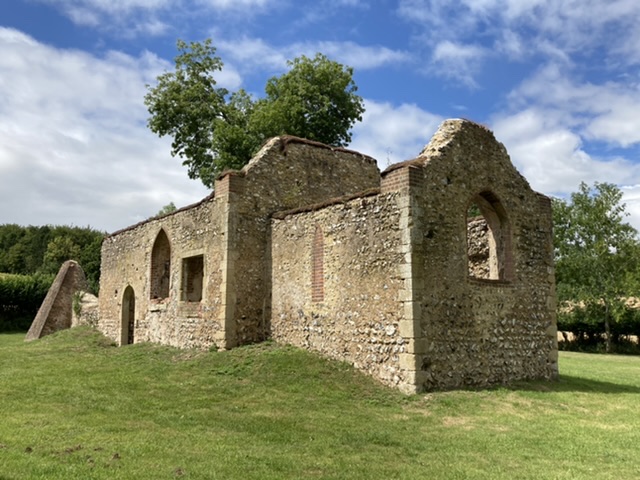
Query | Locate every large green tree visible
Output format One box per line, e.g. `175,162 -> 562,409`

144,40 -> 364,188
553,182 -> 640,352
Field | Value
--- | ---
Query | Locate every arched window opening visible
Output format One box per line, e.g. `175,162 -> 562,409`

311,225 -> 324,302
150,229 -> 171,299
466,192 -> 513,281
121,286 -> 135,345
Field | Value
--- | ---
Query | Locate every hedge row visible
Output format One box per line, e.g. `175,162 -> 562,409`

557,303 -> 640,353
0,273 -> 53,331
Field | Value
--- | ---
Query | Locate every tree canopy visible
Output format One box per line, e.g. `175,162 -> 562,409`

553,182 -> 640,352
0,224 -> 104,294
144,40 -> 364,188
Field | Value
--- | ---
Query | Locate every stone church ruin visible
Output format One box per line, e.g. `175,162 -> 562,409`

32,119 -> 559,393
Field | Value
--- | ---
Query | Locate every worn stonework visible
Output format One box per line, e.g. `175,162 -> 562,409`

97,137 -> 378,350
90,120 -> 556,393
26,260 -> 88,341
271,192 -> 407,387
71,292 -> 99,328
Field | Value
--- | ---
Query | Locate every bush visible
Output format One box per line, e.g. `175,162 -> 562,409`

0,273 -> 53,331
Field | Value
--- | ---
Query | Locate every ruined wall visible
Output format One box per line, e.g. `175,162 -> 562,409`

271,191 -> 410,389
222,137 -> 381,346
71,292 -> 99,328
404,119 -> 557,391
467,217 -> 490,278
95,123 -> 556,394
98,195 -> 228,349
26,260 -> 88,341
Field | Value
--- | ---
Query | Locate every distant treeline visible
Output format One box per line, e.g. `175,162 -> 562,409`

558,304 -> 640,353
0,224 -> 104,294
0,224 -> 104,332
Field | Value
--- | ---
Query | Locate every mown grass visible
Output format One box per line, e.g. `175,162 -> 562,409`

1,327 -> 639,479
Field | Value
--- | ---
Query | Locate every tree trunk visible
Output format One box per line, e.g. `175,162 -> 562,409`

604,302 -> 612,353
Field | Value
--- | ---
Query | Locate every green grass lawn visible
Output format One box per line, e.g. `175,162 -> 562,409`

1,328 -> 639,480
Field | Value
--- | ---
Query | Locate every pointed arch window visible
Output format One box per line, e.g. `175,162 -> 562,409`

150,229 -> 171,299
121,286 -> 135,345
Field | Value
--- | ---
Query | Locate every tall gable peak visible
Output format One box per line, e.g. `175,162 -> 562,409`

418,119 -> 502,160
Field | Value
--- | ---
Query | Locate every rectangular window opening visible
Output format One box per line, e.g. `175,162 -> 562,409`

181,255 -> 204,302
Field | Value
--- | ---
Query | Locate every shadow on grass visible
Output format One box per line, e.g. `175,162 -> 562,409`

511,375 -> 640,394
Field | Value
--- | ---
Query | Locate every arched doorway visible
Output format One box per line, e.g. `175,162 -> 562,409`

121,286 -> 135,345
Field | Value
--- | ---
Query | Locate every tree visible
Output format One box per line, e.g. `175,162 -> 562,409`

145,40 -> 364,188
145,39 -> 229,187
41,236 -> 81,275
155,202 -> 177,218
251,53 -> 364,147
553,182 -> 640,352
0,224 -> 103,295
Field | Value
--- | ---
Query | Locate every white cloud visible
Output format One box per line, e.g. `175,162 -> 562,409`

491,108 -> 640,195
495,29 -> 525,60
619,185 -> 640,233
397,0 -> 640,85
33,0 -> 278,36
430,41 -> 486,87
37,0 -> 273,16
0,28 -> 210,232
509,63 -> 640,148
310,42 -> 411,70
216,37 -> 288,72
217,37 -> 411,75
35,0 -> 172,25
197,0 -> 270,7
349,100 -> 443,168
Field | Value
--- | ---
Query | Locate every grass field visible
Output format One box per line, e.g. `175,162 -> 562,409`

1,327 -> 639,479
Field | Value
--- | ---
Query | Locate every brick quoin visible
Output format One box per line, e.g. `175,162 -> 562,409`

381,166 -> 422,193
214,174 -> 245,198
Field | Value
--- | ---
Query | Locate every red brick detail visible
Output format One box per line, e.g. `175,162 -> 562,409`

381,165 -> 422,193
311,226 -> 324,302
215,174 -> 245,198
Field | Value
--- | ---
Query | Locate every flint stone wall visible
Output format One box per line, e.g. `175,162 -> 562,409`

71,292 -> 100,328
98,136 -> 379,350
216,137 -> 380,346
271,120 -> 557,393
271,192 -> 407,388
94,121 -> 557,393
98,196 -> 227,349
406,120 -> 557,390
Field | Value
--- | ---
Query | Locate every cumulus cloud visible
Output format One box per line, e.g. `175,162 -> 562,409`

430,41 -> 486,87
484,55 -> 640,231
396,0 -> 640,85
216,37 -> 288,72
491,108 -> 640,194
509,63 -> 640,148
33,0 -> 278,36
349,100 -> 443,168
34,0 -> 173,30
0,28 -> 210,232
619,185 -> 640,233
217,37 -> 411,75
197,0 -> 271,8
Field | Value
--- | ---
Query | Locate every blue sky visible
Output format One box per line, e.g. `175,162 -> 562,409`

1,0 -> 640,232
